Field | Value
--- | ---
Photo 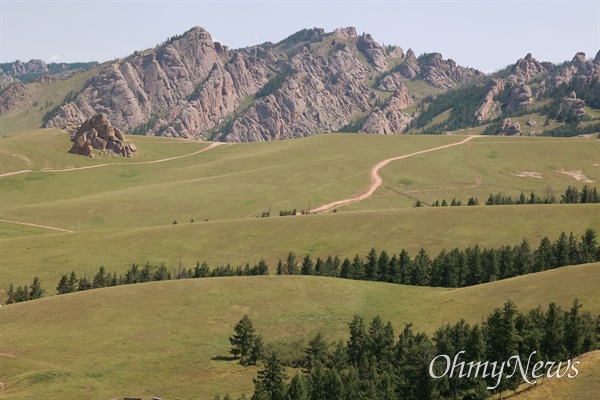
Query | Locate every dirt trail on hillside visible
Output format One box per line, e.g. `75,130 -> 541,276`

0,219 -> 74,233
0,142 -> 225,178
312,135 -> 481,213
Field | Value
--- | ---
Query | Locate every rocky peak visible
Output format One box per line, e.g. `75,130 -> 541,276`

595,50 -> 600,65
334,27 -> 357,39
357,34 -> 390,72
474,78 -> 504,124
387,46 -> 404,58
572,52 -> 586,65
419,52 -> 484,90
405,48 -> 416,60
512,53 -> 548,81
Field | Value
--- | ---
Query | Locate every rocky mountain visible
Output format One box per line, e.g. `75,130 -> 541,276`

3,26 -> 598,141
410,51 -> 600,136
42,26 -> 483,141
0,60 -> 98,87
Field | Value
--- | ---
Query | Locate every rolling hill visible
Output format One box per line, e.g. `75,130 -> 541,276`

1,264 -> 598,399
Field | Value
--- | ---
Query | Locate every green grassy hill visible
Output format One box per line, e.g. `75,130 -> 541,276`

1,204 -> 597,291
1,126 -> 598,398
1,131 -> 598,291
1,264 -> 598,399
505,351 -> 600,400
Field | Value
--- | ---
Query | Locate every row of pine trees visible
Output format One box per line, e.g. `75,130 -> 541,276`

276,228 -> 598,288
222,299 -> 598,400
5,229 -> 597,304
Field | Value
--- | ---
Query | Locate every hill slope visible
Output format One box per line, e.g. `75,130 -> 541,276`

1,264 -> 598,399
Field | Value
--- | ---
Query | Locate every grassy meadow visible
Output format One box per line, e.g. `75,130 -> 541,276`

0,124 -> 598,399
1,264 -> 598,399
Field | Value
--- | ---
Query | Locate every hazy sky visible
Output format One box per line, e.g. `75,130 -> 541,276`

1,0 -> 598,72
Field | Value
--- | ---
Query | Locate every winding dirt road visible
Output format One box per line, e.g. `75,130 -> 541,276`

0,142 -> 225,178
311,135 -> 481,213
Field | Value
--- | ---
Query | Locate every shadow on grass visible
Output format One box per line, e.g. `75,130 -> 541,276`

212,355 -> 237,362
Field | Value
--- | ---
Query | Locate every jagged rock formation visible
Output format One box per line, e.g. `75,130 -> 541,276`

475,53 -> 551,124
361,88 -> 413,134
41,25 -> 487,141
419,53 -> 484,90
0,59 -> 98,88
226,42 -> 374,141
69,113 -> 136,157
0,82 -> 30,114
506,81 -> 533,110
558,91 -> 587,120
497,118 -> 521,136
0,60 -> 47,87
357,34 -> 390,72
387,46 -> 404,58
378,72 -> 405,91
474,79 -> 504,124
512,53 -> 550,81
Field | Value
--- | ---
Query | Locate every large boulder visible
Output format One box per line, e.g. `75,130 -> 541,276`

69,113 -> 136,157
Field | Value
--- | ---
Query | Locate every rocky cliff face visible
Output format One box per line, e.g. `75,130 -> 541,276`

361,86 -> 413,134
40,26 -> 489,141
419,53 -> 484,90
0,82 -> 30,113
474,51 -> 600,126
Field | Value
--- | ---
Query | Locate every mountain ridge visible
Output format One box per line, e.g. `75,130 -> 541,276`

1,25 -> 599,141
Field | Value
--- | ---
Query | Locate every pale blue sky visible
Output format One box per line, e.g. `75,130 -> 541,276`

1,0 -> 598,72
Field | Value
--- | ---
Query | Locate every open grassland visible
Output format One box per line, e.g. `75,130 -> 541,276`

503,350 -> 600,400
1,264 -> 598,399
1,204 -> 597,292
0,128 -> 211,174
0,133 -> 464,230
1,131 -> 598,292
343,136 -> 600,210
0,66 -> 102,135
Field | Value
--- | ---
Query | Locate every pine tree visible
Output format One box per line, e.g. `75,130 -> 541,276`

304,332 -> 328,373
564,298 -> 584,358
398,249 -> 411,284
352,254 -> 365,280
365,248 -> 379,281
230,315 -> 257,362
542,303 -> 566,361
339,258 -> 353,279
346,315 -> 367,366
287,374 -> 308,400
252,352 -> 287,400
29,276 -> 44,299
534,237 -> 556,272
300,255 -> 314,275
377,250 -> 391,282
411,248 -> 431,286
286,252 -> 298,275
57,274 -> 69,295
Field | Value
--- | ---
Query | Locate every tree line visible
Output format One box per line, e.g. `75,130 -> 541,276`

5,260 -> 269,304
275,228 -> 598,288
220,298 -> 598,399
419,185 -> 599,208
4,228 -> 597,304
